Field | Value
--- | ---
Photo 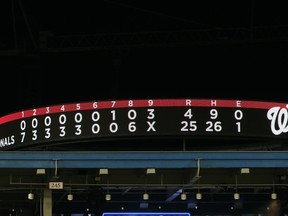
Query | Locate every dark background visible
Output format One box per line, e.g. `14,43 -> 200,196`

1,0 -> 288,116
1,1 -> 288,215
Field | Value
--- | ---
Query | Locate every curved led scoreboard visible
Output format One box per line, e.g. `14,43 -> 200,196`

0,98 -> 288,150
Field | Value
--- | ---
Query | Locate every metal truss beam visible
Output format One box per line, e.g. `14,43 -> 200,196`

38,25 -> 288,53
1,25 -> 288,55
1,151 -> 288,168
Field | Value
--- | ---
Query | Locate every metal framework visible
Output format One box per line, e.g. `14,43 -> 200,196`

39,26 -> 288,52
1,151 -> 288,168
1,25 -> 288,55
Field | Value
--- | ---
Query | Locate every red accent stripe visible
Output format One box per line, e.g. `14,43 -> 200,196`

0,99 -> 286,124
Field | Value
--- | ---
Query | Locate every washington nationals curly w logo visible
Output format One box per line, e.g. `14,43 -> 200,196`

267,106 -> 288,135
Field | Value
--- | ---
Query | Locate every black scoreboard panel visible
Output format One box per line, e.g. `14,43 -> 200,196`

0,99 -> 288,150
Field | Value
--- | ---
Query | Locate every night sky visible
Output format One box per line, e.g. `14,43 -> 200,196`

1,0 -> 288,116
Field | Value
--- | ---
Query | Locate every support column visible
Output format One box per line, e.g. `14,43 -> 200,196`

43,189 -> 52,216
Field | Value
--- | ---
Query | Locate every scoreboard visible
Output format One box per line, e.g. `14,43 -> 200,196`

0,98 -> 288,150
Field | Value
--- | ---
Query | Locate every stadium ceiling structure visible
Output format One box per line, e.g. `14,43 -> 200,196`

1,1 -> 288,216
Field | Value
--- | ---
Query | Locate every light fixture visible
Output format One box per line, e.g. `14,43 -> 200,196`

181,192 -> 187,200
95,176 -> 101,182
271,180 -> 277,200
28,192 -> 34,200
234,175 -> 240,200
143,192 -> 149,200
196,178 -> 202,200
143,176 -> 149,200
28,185 -> 34,200
99,168 -> 109,175
234,192 -> 240,200
67,193 -> 73,201
143,188 -> 149,200
67,187 -> 73,201
146,168 -> 156,174
105,193 -> 111,201
196,192 -> 202,200
105,181 -> 111,201
105,178 -> 111,201
271,192 -> 277,200
240,168 -> 250,174
36,168 -> 46,175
